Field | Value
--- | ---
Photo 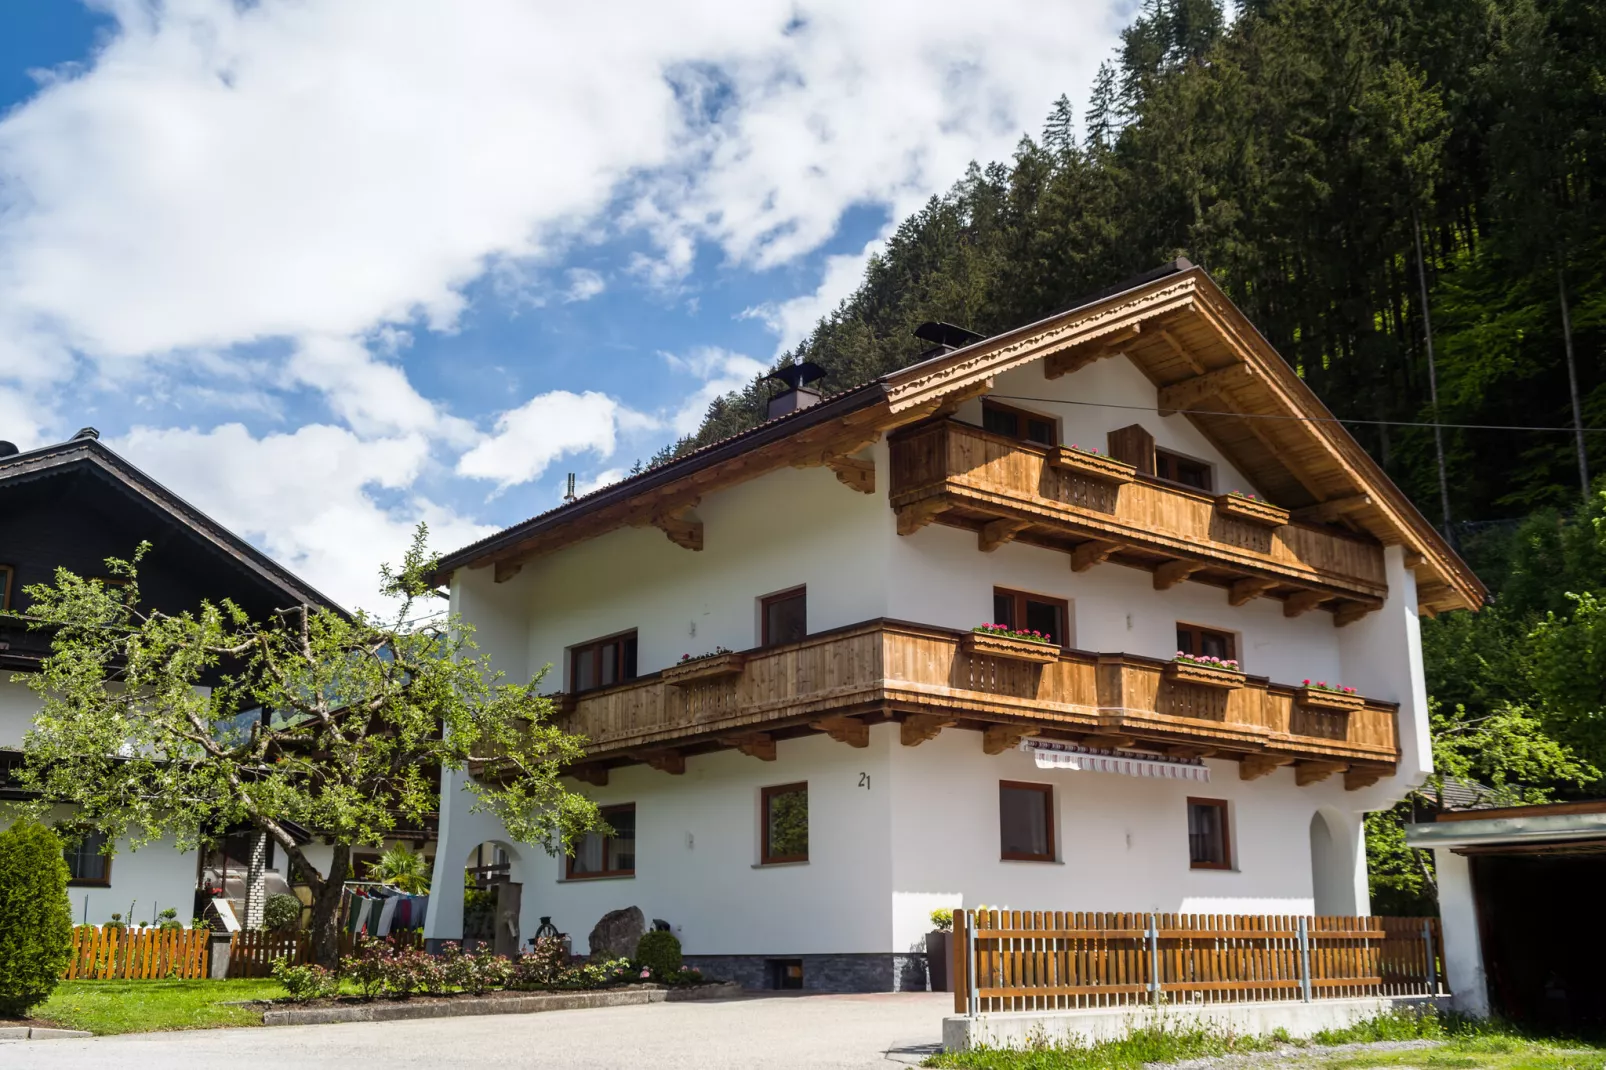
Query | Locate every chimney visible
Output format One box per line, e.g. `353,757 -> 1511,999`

0,441 -> 17,458
764,362 -> 828,420
72,427 -> 101,441
913,321 -> 985,359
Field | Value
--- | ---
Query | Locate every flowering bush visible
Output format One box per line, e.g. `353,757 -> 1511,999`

1174,652 -> 1242,671
1301,679 -> 1357,694
271,959 -> 340,1002
440,942 -> 512,996
678,646 -> 733,663
508,935 -> 569,989
1065,443 -> 1102,456
972,623 -> 1053,645
1228,490 -> 1261,501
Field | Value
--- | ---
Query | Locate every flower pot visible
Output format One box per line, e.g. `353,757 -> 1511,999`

663,653 -> 747,686
1294,686 -> 1365,713
1214,494 -> 1290,528
926,931 -> 951,992
962,631 -> 1061,664
1047,447 -> 1137,485
1165,660 -> 1246,690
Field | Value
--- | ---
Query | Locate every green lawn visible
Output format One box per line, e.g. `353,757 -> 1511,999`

33,979 -> 286,1035
924,1015 -> 1606,1070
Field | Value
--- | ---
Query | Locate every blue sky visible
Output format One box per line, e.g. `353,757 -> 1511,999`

0,1 -> 1124,608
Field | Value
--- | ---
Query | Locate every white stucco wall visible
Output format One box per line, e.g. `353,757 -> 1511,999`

1431,847 -> 1490,1016
0,676 -> 39,748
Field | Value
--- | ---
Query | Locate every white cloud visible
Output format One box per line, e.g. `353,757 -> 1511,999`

562,268 -> 606,303
741,230 -> 891,355
574,467 -> 629,497
457,390 -> 641,490
660,347 -> 768,434
114,423 -> 497,611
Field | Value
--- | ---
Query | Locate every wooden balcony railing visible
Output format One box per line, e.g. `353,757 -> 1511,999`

524,620 -> 1396,788
889,421 -> 1388,617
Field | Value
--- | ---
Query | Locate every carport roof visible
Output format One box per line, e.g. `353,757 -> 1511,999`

1405,798 -> 1606,855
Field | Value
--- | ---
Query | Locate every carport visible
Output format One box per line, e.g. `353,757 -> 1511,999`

1407,799 -> 1606,1030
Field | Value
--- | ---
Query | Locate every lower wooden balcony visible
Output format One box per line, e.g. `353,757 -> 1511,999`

477,620 -> 1398,790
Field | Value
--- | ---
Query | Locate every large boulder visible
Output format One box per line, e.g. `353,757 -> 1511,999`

588,906 -> 645,961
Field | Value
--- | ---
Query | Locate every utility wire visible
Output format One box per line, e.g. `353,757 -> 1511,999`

984,394 -> 1606,434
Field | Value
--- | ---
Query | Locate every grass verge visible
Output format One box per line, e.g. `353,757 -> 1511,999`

923,1010 -> 1606,1070
33,979 -> 286,1035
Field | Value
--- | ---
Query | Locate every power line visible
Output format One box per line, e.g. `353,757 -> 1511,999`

984,394 -> 1606,434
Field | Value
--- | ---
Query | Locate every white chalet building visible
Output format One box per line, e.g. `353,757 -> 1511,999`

423,260 -> 1485,991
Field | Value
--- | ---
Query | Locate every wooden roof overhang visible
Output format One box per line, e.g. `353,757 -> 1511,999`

437,261 -> 1483,615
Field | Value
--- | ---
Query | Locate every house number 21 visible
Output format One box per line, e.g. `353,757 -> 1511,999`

858,773 -> 871,789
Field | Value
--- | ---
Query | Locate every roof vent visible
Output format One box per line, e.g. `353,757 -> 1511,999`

72,427 -> 101,441
0,441 -> 17,458
913,321 -> 985,359
764,362 -> 828,420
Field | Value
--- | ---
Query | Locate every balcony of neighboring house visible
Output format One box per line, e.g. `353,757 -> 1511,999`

887,418 -> 1389,624
472,619 -> 1398,791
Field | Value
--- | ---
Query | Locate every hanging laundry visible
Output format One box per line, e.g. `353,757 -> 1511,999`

376,895 -> 399,938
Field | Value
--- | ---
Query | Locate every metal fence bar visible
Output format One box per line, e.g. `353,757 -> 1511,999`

1298,917 -> 1312,1002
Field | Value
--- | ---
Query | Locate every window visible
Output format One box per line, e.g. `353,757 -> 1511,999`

761,783 -> 808,864
993,588 -> 1070,647
1176,623 -> 1236,662
982,400 -> 1057,447
567,804 -> 636,879
1188,798 -> 1232,869
999,781 -> 1055,862
65,830 -> 111,886
1155,449 -> 1213,491
761,587 -> 807,647
569,631 -> 638,693
0,564 -> 12,611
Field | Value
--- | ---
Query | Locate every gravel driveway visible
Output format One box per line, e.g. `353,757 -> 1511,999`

1,991 -> 951,1070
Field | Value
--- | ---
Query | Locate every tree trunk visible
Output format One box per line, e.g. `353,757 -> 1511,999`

308,843 -> 351,968
1559,265 -> 1590,497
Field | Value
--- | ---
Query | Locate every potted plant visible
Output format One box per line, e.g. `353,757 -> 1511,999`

1214,490 -> 1290,528
1046,443 -> 1137,485
962,624 -> 1062,664
926,908 -> 953,992
1294,679 -> 1365,712
1165,652 -> 1246,689
662,646 -> 746,686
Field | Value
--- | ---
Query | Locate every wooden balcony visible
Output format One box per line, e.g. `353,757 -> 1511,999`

508,620 -> 1397,790
889,420 -> 1388,621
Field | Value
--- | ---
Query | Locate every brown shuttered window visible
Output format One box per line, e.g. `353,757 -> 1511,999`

1156,449 -> 1213,490
570,631 -> 638,693
982,400 -> 1057,447
1106,424 -> 1155,475
1188,798 -> 1232,869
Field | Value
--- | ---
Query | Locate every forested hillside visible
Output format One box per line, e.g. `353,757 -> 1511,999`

664,0 -> 1606,910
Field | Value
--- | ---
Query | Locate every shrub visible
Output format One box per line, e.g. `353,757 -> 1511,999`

157,907 -> 184,933
263,893 -> 303,932
342,939 -> 389,1000
929,908 -> 954,933
635,930 -> 682,978
0,822 -> 75,1017
509,935 -> 569,989
271,959 -> 339,1002
440,942 -> 511,995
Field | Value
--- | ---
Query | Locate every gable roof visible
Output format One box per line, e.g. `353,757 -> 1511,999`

0,431 -> 339,611
436,262 -> 1484,613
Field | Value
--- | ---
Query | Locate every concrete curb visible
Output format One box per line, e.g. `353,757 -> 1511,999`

261,982 -> 745,1027
0,1027 -> 95,1041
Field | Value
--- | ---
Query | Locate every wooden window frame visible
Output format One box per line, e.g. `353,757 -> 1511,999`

760,782 -> 809,865
0,564 -> 13,612
998,780 -> 1056,863
1175,622 -> 1237,662
982,399 -> 1058,447
1187,797 -> 1233,871
992,587 -> 1071,648
65,832 -> 113,888
760,587 -> 808,648
565,803 -> 636,880
1154,448 -> 1214,492
567,629 -> 638,694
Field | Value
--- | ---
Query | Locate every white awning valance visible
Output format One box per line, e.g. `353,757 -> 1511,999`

1023,739 -> 1210,782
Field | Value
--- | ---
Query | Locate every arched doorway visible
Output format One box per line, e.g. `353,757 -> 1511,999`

464,840 -> 523,956
1309,811 -> 1355,915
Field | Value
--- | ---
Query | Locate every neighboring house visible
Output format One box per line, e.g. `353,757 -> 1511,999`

423,259 -> 1485,991
0,428 -> 401,925
1407,798 -> 1606,1029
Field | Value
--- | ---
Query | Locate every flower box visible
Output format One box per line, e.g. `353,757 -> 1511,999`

1295,686 -> 1365,713
962,631 -> 1062,664
662,653 -> 747,686
1165,660 -> 1246,690
1047,447 -> 1137,485
1214,493 -> 1290,528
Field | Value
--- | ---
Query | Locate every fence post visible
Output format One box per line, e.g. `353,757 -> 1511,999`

1147,915 -> 1160,1005
1422,920 -> 1438,995
966,910 -> 979,1018
1298,917 -> 1312,1003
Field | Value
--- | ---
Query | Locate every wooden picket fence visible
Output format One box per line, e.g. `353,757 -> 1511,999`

225,928 -> 425,978
952,911 -> 1447,1014
63,925 -> 211,980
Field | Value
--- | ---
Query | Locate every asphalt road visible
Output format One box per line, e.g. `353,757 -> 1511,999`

1,991 -> 951,1069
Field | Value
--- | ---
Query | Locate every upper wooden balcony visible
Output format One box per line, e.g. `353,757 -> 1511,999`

888,420 -> 1388,622
500,619 -> 1398,791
